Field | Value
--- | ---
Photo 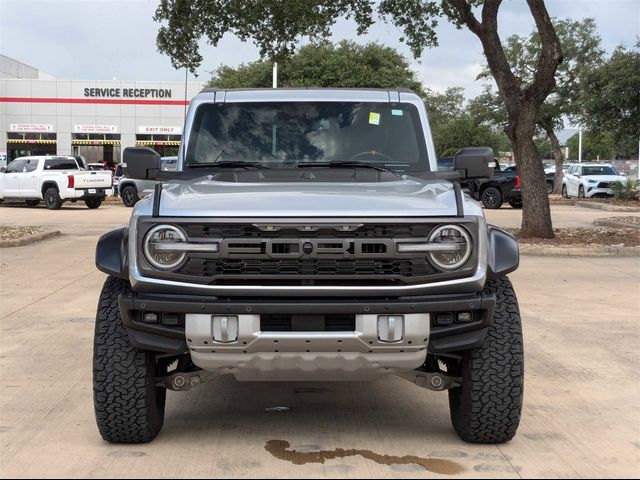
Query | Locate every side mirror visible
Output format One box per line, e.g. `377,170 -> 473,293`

122,147 -> 161,180
453,147 -> 495,180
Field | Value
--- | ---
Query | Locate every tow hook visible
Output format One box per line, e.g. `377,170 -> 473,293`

157,371 -> 219,391
397,370 -> 461,391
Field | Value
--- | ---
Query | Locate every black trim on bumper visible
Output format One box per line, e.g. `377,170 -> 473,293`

118,292 -> 495,355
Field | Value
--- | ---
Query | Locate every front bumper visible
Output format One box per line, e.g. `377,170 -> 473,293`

585,186 -> 614,198
119,291 -> 495,379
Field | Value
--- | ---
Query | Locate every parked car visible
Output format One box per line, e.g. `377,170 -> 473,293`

466,163 -> 522,209
118,156 -> 177,207
87,162 -> 111,171
0,155 -> 112,209
504,165 -> 556,195
562,163 -> 627,198
94,88 -> 523,444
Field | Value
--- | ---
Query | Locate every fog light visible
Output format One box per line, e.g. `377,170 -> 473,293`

142,312 -> 159,323
162,313 -> 181,326
435,313 -> 453,326
457,312 -> 472,323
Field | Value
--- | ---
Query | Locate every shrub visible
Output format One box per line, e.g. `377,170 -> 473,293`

612,179 -> 640,201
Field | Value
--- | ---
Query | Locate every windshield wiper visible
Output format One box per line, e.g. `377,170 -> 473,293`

297,160 -> 393,172
186,160 -> 270,169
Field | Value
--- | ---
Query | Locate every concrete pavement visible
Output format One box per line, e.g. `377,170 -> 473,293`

1,203 -> 639,478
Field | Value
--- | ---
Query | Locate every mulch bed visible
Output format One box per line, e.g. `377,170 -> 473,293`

548,194 -> 640,207
0,226 -> 45,241
508,227 -> 640,247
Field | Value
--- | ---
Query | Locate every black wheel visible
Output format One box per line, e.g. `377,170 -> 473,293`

25,199 -> 40,207
578,185 -> 585,199
84,197 -> 103,209
508,199 -> 522,209
447,276 -> 523,443
121,185 -> 139,207
93,277 -> 166,443
546,181 -> 554,195
44,187 -> 63,210
561,184 -> 569,198
481,187 -> 503,209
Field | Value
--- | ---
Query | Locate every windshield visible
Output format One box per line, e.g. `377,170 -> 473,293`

186,102 -> 428,171
582,166 -> 618,176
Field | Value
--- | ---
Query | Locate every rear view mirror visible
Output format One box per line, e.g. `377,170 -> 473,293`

453,147 -> 495,180
122,147 -> 161,180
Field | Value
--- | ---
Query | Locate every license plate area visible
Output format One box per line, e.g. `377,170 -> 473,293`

260,314 -> 356,332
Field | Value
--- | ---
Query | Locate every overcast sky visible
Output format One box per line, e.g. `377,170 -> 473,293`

1,0 -> 638,98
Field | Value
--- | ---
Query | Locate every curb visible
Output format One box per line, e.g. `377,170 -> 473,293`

519,244 -> 640,257
574,202 -> 640,213
593,218 -> 640,230
0,230 -> 62,248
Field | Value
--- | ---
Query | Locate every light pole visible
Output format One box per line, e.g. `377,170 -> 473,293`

578,128 -> 583,163
272,62 -> 278,88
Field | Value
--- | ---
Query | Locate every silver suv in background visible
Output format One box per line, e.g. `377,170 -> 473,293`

118,156 -> 177,207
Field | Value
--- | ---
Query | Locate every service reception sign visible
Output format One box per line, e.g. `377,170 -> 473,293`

9,123 -> 55,132
73,125 -> 119,134
138,126 -> 183,135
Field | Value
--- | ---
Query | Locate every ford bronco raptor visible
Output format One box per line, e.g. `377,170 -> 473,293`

94,88 -> 522,444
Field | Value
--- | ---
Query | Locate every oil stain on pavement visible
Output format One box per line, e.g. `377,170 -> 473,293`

265,439 -> 464,474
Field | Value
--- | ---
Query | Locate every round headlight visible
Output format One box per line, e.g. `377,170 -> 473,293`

427,225 -> 472,271
143,225 -> 187,270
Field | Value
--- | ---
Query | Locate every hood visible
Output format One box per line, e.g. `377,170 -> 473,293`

583,175 -> 626,183
157,176 -> 461,217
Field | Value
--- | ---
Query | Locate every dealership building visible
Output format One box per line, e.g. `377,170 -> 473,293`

0,55 -> 203,165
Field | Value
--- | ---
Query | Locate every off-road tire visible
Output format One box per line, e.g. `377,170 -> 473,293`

84,197 -> 103,209
93,277 -> 166,443
25,199 -> 40,207
480,187 -> 502,209
121,185 -> 139,207
44,187 -> 63,210
448,276 -> 523,443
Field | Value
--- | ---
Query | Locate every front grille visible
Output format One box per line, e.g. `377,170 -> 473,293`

597,182 -> 619,189
180,257 -> 437,280
138,220 -> 477,286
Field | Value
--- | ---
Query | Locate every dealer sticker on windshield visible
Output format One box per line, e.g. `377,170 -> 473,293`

391,109 -> 404,116
368,112 -> 381,125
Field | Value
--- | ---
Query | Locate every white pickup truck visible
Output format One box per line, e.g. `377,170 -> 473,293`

0,156 -> 113,209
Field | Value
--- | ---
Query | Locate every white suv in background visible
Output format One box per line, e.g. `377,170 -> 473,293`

562,163 -> 627,198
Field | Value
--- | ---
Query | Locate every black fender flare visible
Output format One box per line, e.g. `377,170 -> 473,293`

486,225 -> 519,278
95,227 -> 128,279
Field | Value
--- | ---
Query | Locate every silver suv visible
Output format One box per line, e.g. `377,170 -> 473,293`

94,88 -> 522,444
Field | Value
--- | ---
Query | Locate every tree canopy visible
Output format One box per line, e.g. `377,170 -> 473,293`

579,44 -> 640,149
208,41 -> 425,94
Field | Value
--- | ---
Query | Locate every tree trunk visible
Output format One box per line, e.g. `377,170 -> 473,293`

507,110 -> 554,238
546,127 -> 564,194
